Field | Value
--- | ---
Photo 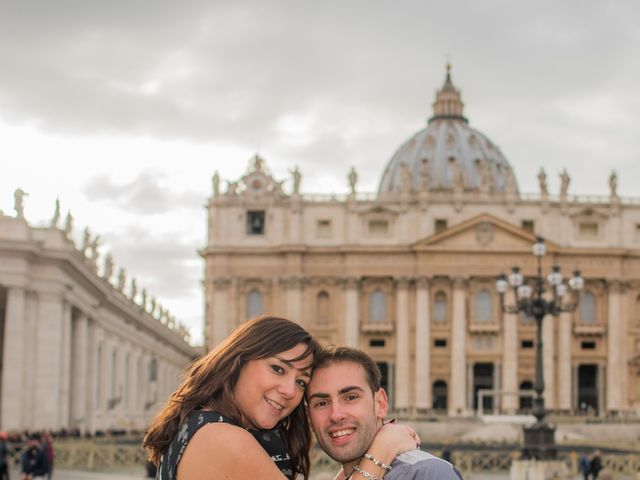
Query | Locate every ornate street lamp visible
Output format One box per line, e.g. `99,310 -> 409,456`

496,237 -> 584,459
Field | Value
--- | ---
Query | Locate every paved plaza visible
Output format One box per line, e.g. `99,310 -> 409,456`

9,467 -> 147,479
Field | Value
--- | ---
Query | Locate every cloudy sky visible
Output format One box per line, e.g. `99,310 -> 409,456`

1,1 -> 638,344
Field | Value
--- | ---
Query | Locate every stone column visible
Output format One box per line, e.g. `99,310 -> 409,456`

34,291 -> 65,429
116,344 -> 128,419
343,277 -> 360,347
542,314 -> 556,409
71,311 -> 89,431
414,277 -> 431,412
286,276 -> 303,323
87,325 -> 101,432
606,281 -> 624,412
59,301 -> 72,428
211,277 -> 231,347
450,277 -> 467,416
394,277 -> 411,413
129,350 -> 140,417
1,287 -> 26,430
501,291 -> 518,413
101,336 -> 113,424
557,311 -> 573,411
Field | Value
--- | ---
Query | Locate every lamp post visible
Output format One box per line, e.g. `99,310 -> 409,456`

496,237 -> 584,460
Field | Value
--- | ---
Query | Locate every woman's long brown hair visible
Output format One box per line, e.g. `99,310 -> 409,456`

142,316 -> 321,479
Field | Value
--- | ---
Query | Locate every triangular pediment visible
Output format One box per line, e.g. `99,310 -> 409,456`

413,213 -> 558,252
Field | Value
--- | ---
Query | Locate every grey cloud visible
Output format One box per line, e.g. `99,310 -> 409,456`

102,227 -> 201,300
3,1 -> 638,142
1,1 -> 639,196
83,169 -> 204,214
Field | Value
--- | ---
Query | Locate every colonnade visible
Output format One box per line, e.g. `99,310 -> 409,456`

1,285 -> 184,432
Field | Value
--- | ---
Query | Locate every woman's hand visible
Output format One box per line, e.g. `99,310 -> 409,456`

374,419 -> 421,457
354,419 -> 420,478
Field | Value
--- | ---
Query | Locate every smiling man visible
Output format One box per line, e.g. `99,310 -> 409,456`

307,346 -> 462,480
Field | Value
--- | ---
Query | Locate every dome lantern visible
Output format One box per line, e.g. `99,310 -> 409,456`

429,64 -> 468,124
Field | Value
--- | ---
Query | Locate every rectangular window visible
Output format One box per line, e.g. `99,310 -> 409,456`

316,219 -> 332,238
247,210 -> 266,235
368,219 -> 389,235
635,223 -> 640,240
521,340 -> 534,349
369,339 -> 385,348
521,220 -> 535,233
581,341 -> 596,350
579,222 -> 599,237
435,219 -> 448,234
434,338 -> 447,348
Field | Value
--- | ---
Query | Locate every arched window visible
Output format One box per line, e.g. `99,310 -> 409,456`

432,380 -> 448,411
246,289 -> 263,319
316,291 -> 330,326
519,380 -> 533,412
475,289 -> 492,323
579,292 -> 596,324
434,291 -> 448,324
369,289 -> 387,323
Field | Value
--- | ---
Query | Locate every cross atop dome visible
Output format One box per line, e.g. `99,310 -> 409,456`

429,64 -> 467,124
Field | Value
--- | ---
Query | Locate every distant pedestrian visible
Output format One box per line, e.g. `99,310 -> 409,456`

0,431 -> 10,480
579,451 -> 590,480
20,438 -> 48,480
40,433 -> 53,480
590,449 -> 603,480
442,445 -> 452,464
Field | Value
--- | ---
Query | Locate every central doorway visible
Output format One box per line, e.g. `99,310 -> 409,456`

473,363 -> 495,412
577,364 -> 599,414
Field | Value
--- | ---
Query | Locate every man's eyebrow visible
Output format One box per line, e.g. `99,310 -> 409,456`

307,385 -> 365,401
274,355 -> 312,377
338,385 -> 365,395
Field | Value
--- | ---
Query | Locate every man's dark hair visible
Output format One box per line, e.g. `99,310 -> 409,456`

315,345 -> 382,394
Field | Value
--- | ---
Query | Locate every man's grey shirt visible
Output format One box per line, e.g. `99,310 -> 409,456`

386,450 -> 463,480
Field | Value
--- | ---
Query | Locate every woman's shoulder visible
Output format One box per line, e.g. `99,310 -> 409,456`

178,422 -> 285,479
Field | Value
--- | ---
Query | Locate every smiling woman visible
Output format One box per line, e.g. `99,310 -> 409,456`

143,316 -> 322,480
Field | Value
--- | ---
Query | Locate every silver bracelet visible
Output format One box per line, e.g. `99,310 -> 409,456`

363,452 -> 392,471
352,464 -> 383,480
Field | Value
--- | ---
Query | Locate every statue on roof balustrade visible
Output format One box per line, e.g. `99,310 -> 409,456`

51,197 -> 61,227
291,166 -> 302,195
103,253 -> 114,281
560,168 -> 570,198
538,167 -> 548,196
609,170 -> 618,199
117,268 -> 126,291
348,167 -> 358,194
14,188 -> 28,218
212,171 -> 220,196
64,211 -> 74,237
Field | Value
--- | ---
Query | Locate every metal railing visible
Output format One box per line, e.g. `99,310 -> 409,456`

6,439 -> 638,477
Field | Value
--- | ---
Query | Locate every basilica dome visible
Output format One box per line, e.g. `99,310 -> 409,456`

378,66 -> 518,195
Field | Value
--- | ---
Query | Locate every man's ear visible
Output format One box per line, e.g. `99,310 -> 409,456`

374,388 -> 389,421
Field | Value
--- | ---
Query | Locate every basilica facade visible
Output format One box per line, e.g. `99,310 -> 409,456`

203,70 -> 640,416
0,201 -> 196,433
